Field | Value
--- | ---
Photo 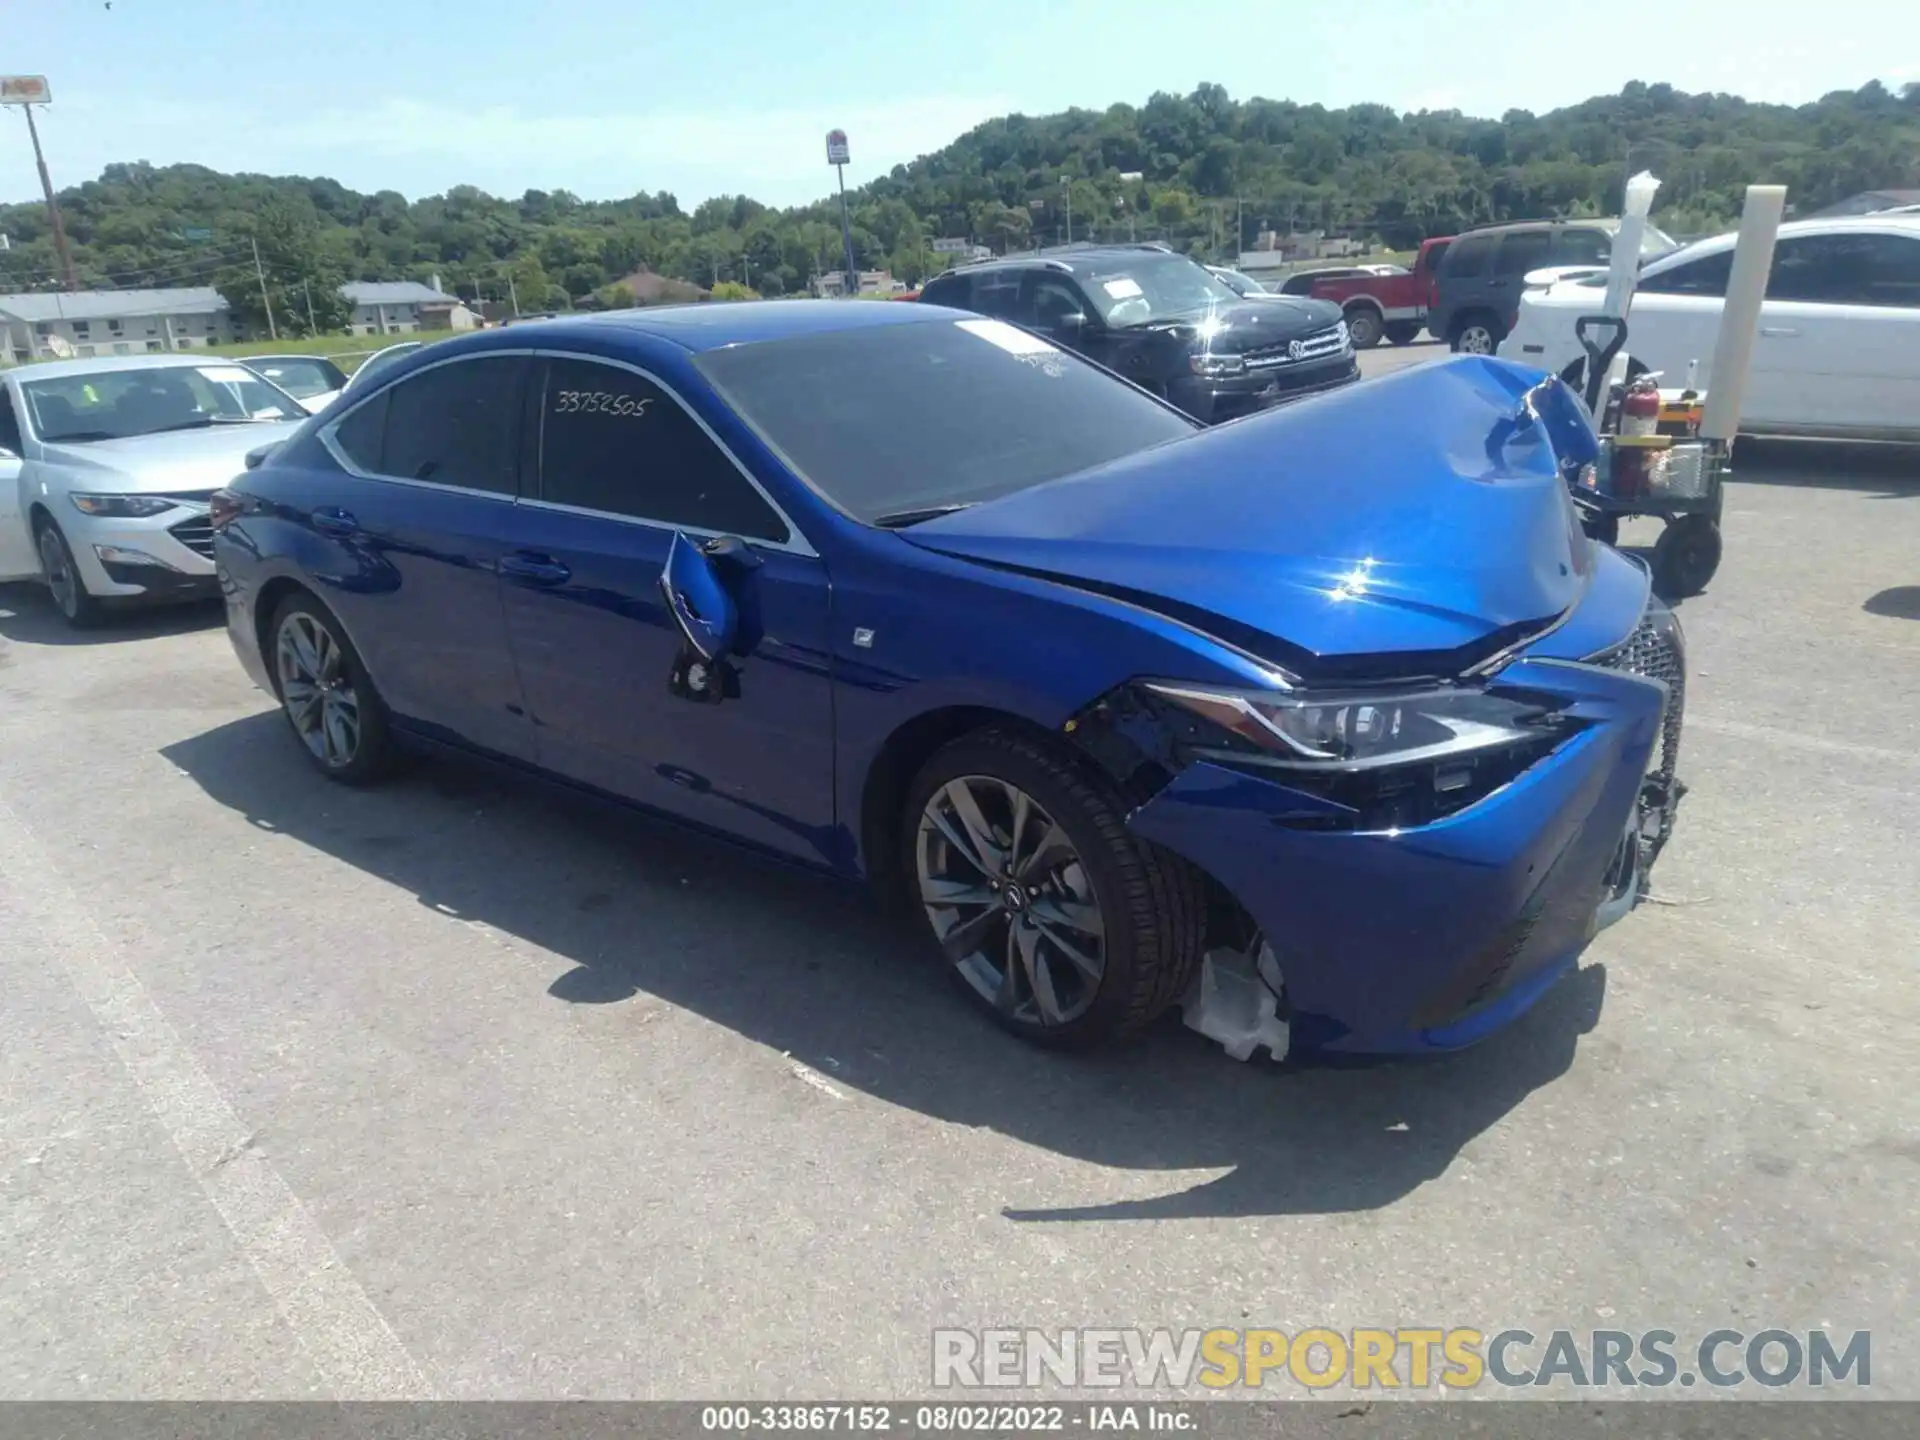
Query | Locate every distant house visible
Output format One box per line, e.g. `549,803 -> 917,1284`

0,287 -> 240,364
604,269 -> 709,307
341,280 -> 462,337
813,269 -> 905,298
1809,189 -> 1920,218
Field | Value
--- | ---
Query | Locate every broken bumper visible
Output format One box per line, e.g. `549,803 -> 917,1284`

1130,655 -> 1675,1057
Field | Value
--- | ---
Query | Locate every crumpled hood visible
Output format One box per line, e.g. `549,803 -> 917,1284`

905,356 -> 1593,676
38,422 -> 307,493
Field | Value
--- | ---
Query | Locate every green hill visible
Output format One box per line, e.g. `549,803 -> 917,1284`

3,78 -> 1913,330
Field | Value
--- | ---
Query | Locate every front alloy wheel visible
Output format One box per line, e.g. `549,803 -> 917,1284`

916,776 -> 1105,1027
276,610 -> 363,770
37,522 -> 101,627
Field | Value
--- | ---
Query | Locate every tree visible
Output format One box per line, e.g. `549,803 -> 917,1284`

213,195 -> 350,337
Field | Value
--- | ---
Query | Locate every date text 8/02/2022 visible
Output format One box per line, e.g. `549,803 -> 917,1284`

699,1405 -> 1195,1432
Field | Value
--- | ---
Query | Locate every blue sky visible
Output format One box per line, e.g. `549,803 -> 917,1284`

4,0 -> 1914,211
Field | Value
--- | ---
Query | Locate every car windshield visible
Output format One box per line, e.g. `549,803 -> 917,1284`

695,316 -> 1198,524
248,356 -> 345,399
21,364 -> 305,442
1075,255 -> 1243,328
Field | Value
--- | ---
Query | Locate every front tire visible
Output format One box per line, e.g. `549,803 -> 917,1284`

269,592 -> 396,783
35,518 -> 104,628
902,728 -> 1203,1049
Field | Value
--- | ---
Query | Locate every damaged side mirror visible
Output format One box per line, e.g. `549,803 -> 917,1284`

661,530 -> 760,704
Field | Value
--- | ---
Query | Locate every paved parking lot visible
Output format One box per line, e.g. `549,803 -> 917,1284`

2,352 -> 1916,1400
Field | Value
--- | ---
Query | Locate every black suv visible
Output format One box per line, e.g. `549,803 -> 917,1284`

918,246 -> 1357,423
1431,218 -> 1678,354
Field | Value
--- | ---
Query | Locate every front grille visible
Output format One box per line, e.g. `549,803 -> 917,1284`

1592,603 -> 1685,791
168,514 -> 216,561
1243,325 -> 1349,371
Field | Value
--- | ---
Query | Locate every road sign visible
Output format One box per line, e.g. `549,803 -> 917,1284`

930,238 -> 972,254
0,76 -> 52,105
183,226 -> 213,243
825,129 -> 850,166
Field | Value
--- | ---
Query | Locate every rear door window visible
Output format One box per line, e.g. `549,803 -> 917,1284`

1769,232 -> 1920,307
372,355 -> 528,493
535,357 -> 788,542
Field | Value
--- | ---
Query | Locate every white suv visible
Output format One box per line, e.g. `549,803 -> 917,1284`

1500,215 -> 1920,441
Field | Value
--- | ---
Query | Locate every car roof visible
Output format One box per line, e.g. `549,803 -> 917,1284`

6,353 -> 252,383
1644,212 -> 1920,268
943,245 -> 1186,280
245,353 -> 340,364
1455,218 -> 1623,240
467,298 -> 948,354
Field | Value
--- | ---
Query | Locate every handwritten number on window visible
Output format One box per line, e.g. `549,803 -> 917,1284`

554,390 -> 653,418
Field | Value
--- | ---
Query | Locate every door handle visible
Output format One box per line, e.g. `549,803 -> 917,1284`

499,551 -> 571,585
1759,326 -> 1800,338
311,506 -> 358,537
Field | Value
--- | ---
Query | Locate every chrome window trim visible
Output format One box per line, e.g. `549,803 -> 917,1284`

315,345 -> 816,557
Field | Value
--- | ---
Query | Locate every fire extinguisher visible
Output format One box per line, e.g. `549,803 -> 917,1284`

1611,377 -> 1662,498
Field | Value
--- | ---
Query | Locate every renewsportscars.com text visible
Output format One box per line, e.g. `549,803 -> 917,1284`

931,1327 -> 1871,1392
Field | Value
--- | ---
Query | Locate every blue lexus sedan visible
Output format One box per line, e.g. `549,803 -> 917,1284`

212,301 -> 1684,1060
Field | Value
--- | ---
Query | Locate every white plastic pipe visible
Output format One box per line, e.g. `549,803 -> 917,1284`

1602,170 -> 1662,320
1701,184 -> 1787,443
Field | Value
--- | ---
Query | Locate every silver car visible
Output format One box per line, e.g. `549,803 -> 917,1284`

0,354 -> 308,626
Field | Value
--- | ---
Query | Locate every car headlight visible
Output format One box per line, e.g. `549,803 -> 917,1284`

1142,680 -> 1562,772
1335,320 -> 1352,348
1189,353 -> 1246,377
70,493 -> 179,518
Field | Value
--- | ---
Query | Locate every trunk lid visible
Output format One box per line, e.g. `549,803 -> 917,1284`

904,356 -> 1592,677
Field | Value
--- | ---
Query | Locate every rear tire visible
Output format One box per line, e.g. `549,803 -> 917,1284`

1343,307 -> 1384,349
34,517 -> 104,628
268,592 -> 397,784
901,727 -> 1204,1049
1384,322 -> 1421,346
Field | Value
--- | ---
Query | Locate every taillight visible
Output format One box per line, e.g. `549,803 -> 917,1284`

208,488 -> 245,532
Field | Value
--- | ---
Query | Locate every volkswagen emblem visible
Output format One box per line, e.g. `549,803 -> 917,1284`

1288,339 -> 1305,360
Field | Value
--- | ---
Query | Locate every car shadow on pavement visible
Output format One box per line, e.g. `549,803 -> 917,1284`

1731,440 -> 1920,498
164,712 -> 1606,1223
0,581 -> 224,647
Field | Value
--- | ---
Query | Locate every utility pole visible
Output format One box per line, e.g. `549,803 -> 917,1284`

1235,196 -> 1244,260
19,103 -> 77,292
250,236 -> 278,339
302,279 -> 317,335
1062,176 -> 1072,246
507,273 -> 520,318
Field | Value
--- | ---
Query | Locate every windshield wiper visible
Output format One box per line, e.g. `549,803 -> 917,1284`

871,503 -> 977,529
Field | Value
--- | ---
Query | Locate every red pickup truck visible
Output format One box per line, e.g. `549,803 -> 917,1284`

1300,236 -> 1453,349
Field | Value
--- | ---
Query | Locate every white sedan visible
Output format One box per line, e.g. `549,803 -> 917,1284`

1500,215 -> 1920,441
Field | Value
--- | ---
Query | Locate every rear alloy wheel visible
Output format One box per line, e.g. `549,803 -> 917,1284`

1343,307 -> 1384,349
1452,317 -> 1501,355
904,729 -> 1203,1048
271,594 -> 395,783
36,520 -> 103,628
